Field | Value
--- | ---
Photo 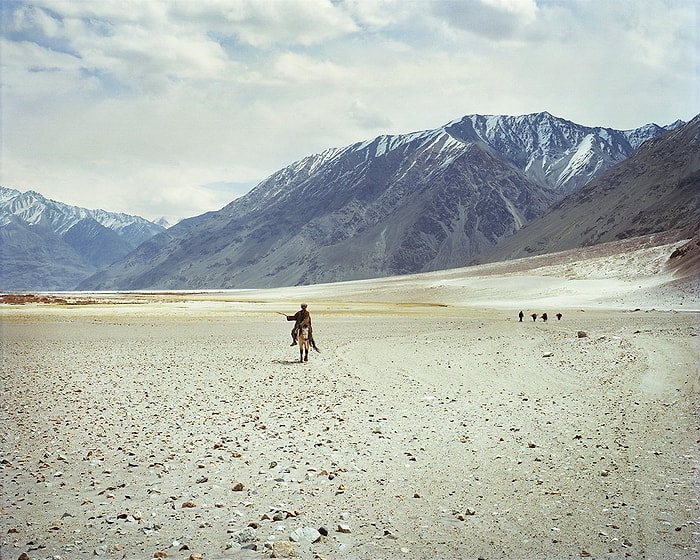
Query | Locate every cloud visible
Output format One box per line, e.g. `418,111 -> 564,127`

0,0 -> 697,222
431,0 -> 538,40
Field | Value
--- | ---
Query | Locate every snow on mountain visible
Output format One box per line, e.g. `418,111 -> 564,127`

0,187 -> 164,246
155,217 -> 174,229
78,111 -> 685,291
479,115 -> 700,262
6,111 -> 687,292
0,186 -> 166,290
444,112 -> 683,194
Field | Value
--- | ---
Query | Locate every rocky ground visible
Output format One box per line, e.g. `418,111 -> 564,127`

2,236 -> 699,559
1,300 -> 698,560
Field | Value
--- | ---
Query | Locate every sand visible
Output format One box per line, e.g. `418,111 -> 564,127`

1,239 -> 699,560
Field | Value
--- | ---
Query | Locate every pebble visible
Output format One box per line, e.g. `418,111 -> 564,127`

234,526 -> 257,544
290,526 -> 321,543
270,541 -> 296,558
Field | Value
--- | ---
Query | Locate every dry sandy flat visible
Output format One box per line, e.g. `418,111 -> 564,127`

1,238 -> 698,560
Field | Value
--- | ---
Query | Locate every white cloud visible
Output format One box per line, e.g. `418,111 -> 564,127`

1,0 -> 697,222
430,0 -> 538,40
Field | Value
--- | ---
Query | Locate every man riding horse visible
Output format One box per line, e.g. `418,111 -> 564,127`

286,303 -> 318,351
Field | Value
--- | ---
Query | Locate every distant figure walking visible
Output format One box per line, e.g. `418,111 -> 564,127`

531,313 -> 537,322
556,313 -> 562,321
541,312 -> 548,322
518,310 -> 524,322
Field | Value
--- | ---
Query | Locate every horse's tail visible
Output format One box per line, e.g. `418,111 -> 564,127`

311,336 -> 320,352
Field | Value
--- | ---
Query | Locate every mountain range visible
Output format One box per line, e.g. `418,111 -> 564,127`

0,187 -> 165,290
478,114 -> 700,263
77,111 -> 689,291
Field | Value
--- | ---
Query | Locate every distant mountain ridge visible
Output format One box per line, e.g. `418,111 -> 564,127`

478,114 -> 700,262
0,187 -> 165,290
444,112 -> 683,193
0,187 -> 163,245
78,112 -> 684,291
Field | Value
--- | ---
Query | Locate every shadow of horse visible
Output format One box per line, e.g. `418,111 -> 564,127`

271,359 -> 306,365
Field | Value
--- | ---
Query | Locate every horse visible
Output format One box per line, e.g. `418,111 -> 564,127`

297,323 -> 311,362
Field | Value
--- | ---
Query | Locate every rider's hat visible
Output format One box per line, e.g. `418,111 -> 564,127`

301,303 -> 307,308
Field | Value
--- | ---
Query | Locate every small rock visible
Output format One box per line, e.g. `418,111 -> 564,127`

382,529 -> 398,539
181,501 -> 196,508
542,352 -> 554,358
456,508 -> 476,521
153,552 -> 168,559
290,527 -> 321,543
577,331 -> 588,338
234,526 -> 257,544
337,523 -> 352,534
271,541 -> 296,558
232,482 -> 244,492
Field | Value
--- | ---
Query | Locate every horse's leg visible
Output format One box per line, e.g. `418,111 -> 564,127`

299,346 -> 304,362
304,348 -> 308,362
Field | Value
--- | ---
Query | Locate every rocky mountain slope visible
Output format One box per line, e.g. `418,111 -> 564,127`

477,115 -> 700,263
0,187 -> 165,290
78,112 -> 683,290
444,112 -> 681,194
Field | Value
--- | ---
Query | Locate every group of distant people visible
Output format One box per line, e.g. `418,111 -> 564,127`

518,310 -> 562,322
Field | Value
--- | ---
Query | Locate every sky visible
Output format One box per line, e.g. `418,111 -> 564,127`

1,0 -> 698,223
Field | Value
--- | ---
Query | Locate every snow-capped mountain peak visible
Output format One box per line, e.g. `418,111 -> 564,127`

0,186 -> 167,290
0,186 -> 164,244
